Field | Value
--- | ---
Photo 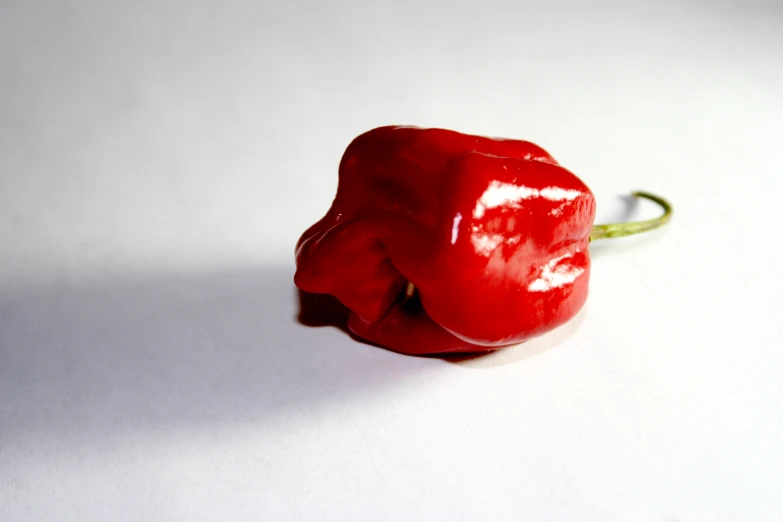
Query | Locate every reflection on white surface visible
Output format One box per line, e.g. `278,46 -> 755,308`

473,181 -> 582,219
527,252 -> 584,292
2,0 -> 782,519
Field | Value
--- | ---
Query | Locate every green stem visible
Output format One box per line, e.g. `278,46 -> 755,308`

589,191 -> 672,242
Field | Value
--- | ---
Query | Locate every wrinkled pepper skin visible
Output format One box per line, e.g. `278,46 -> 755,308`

294,126 -> 596,355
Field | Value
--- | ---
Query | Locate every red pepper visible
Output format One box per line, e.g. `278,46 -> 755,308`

295,126 -> 670,355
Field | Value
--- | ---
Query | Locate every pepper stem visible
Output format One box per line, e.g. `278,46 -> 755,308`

589,191 -> 672,242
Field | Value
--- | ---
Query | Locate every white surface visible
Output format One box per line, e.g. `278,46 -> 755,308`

1,0 -> 782,520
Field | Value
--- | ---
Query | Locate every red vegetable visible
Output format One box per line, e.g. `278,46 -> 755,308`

295,126 -> 670,355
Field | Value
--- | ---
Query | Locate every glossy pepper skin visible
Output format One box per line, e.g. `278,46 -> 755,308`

295,126 -> 596,355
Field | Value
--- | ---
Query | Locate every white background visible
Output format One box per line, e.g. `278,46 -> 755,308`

1,0 -> 782,520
